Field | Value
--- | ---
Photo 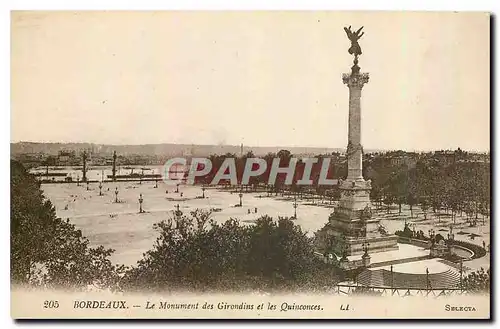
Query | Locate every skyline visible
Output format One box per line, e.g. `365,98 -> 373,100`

10,140 -> 490,154
11,11 -> 490,152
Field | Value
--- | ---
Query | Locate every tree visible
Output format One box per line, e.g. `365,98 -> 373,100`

246,216 -> 314,282
462,268 -> 490,293
11,160 -> 125,290
361,152 -> 489,226
370,184 -> 383,210
420,198 -> 429,220
382,189 -> 394,214
121,211 -> 340,292
388,166 -> 410,215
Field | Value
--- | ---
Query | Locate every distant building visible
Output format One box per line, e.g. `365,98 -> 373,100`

57,150 -> 76,165
183,146 -> 194,157
370,150 -> 418,168
389,155 -> 417,168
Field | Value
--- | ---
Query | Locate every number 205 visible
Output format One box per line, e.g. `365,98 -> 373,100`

43,300 -> 59,308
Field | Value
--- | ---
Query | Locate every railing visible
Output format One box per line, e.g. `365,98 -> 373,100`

334,283 -> 466,298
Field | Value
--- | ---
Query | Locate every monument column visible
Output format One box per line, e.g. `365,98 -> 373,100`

343,70 -> 369,181
313,26 -> 398,257
82,150 -> 87,182
112,151 -> 117,182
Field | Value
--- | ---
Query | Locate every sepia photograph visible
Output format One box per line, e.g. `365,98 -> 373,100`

10,10 -> 490,319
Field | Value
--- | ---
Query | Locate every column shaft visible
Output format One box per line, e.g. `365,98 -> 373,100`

347,86 -> 363,180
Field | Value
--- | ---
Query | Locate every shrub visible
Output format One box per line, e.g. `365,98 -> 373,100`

120,212 -> 341,292
462,268 -> 490,293
11,160 -> 125,291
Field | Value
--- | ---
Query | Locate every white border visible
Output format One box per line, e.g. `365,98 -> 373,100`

3,0 -> 500,11
2,1 -> 498,329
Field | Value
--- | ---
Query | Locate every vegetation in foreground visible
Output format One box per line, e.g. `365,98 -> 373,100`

11,160 -> 490,294
11,160 -> 126,290
462,268 -> 490,294
11,160 -> 340,292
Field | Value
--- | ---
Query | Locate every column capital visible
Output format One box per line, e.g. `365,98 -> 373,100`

342,72 -> 369,88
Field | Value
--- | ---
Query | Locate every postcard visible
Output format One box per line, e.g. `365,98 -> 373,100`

10,11 -> 490,319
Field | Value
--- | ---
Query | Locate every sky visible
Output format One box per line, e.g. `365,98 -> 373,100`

11,11 -> 490,152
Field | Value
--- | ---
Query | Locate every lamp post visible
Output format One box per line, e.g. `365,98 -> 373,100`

428,229 -> 436,245
448,225 -> 454,241
293,195 -> 298,219
175,203 -> 182,219
99,182 -> 102,196
114,187 -> 119,203
390,265 -> 394,290
447,230 -> 455,248
426,268 -> 430,292
362,241 -> 370,256
139,193 -> 144,213
459,259 -> 464,291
